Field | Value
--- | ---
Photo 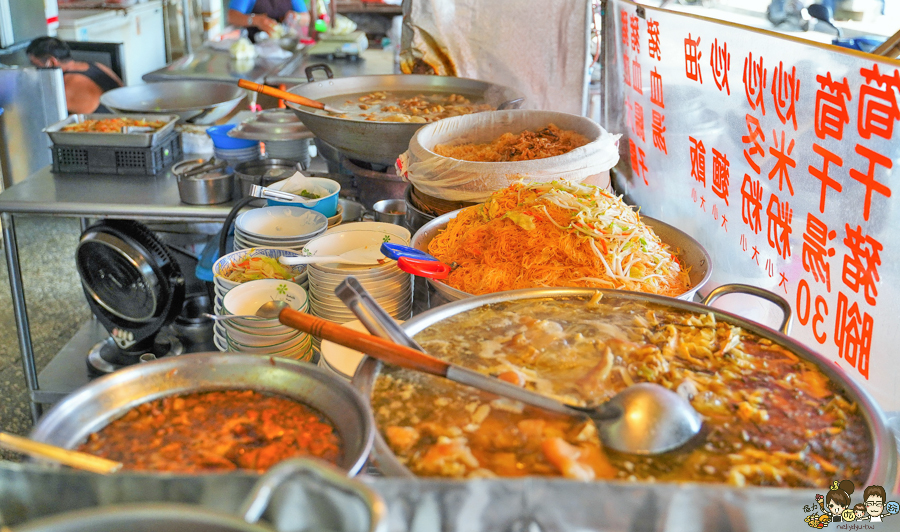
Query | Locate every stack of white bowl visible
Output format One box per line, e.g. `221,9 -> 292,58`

233,206 -> 328,253
214,144 -> 260,167
304,222 -> 413,324
213,279 -> 313,360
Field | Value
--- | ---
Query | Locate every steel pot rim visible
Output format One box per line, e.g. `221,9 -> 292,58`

352,286 -> 897,489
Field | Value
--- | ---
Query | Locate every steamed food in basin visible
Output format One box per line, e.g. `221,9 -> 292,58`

372,296 -> 870,486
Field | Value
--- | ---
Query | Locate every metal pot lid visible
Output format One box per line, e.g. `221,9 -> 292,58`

229,109 -> 313,141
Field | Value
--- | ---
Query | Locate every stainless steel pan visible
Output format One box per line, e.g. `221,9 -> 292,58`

29,354 -> 373,476
411,209 -> 713,304
9,459 -> 386,532
285,65 -> 524,166
100,81 -> 246,124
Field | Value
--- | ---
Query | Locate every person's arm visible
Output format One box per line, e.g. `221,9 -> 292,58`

227,8 -> 279,35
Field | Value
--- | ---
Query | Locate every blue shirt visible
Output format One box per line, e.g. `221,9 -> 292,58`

229,0 -> 307,14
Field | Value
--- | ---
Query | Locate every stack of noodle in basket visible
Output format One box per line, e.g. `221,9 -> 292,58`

427,180 -> 691,296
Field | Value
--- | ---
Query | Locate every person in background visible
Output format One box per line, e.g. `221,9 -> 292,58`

26,37 -> 123,115
228,0 -> 311,42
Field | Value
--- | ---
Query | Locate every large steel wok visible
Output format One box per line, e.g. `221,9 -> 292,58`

100,81 -> 246,124
411,209 -> 713,304
284,65 -> 524,166
29,354 -> 373,476
352,285 -> 898,488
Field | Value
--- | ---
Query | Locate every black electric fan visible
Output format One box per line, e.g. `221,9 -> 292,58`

75,220 -> 186,375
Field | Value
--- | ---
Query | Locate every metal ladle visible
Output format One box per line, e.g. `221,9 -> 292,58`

277,278 -> 703,455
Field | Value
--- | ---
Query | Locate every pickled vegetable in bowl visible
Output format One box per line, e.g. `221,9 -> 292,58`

222,255 -> 296,282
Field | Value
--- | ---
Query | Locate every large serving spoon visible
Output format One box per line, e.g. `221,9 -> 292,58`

275,284 -> 703,455
203,300 -> 290,321
238,79 -> 343,114
0,431 -> 122,474
278,247 -> 386,266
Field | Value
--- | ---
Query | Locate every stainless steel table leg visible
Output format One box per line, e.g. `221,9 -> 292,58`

2,212 -> 42,422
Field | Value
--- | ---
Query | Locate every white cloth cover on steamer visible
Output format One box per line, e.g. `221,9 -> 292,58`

397,110 -> 621,202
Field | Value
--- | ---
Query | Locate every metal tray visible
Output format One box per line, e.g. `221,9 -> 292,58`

43,114 -> 180,148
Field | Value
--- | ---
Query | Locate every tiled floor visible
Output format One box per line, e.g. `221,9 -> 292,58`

0,216 -> 91,459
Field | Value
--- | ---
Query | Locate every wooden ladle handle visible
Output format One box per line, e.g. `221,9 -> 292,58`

278,307 -> 450,376
238,79 -> 327,111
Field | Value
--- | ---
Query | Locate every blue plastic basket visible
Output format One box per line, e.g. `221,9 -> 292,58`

206,124 -> 259,150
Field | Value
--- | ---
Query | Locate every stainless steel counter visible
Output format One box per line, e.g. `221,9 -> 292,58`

142,46 -> 398,86
265,48 -> 399,86
0,166 -> 236,420
141,46 -> 293,84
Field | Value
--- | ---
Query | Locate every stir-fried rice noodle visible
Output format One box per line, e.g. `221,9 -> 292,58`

428,181 -> 691,296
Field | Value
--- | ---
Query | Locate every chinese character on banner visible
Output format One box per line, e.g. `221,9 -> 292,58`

647,18 -> 661,61
633,58 -> 643,94
815,73 -> 852,141
766,194 -> 793,259
684,34 -> 703,83
742,52 -> 766,114
621,10 -> 629,48
842,224 -> 883,306
740,174 -> 763,234
650,68 -> 665,108
742,114 -> 766,174
808,143 -> 843,214
652,110 -> 667,154
802,214 -> 837,291
623,52 -> 631,88
629,139 -> 648,185
711,148 -> 730,205
709,38 -> 731,95
768,129 -> 796,195
633,102 -> 645,142
857,63 -> 900,140
848,144 -> 892,221
690,136 -> 706,187
835,291 -> 874,379
771,61 -> 800,131
630,14 -> 640,53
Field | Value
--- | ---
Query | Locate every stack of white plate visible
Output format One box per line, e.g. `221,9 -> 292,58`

233,206 -> 328,253
213,279 -> 313,361
304,222 -> 413,324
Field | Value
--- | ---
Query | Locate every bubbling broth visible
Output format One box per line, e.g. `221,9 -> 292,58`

372,296 -> 871,486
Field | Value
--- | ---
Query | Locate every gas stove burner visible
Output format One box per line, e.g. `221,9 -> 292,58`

86,331 -> 184,376
76,220 -> 185,374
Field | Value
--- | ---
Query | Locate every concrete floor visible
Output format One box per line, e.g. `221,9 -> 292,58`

0,216 -> 92,460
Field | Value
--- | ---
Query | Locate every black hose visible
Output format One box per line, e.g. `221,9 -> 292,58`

218,196 -> 257,259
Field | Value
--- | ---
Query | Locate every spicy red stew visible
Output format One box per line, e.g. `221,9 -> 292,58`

78,389 -> 341,473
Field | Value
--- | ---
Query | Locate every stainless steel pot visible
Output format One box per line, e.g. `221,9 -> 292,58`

234,159 -> 300,198
352,286 -> 898,489
10,459 -> 386,532
411,209 -> 713,304
285,66 -> 524,166
30,354 -> 374,477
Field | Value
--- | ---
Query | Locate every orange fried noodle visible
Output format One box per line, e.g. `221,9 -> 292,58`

428,181 -> 691,296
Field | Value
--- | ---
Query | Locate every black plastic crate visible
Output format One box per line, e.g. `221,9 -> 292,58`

52,131 -> 183,176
